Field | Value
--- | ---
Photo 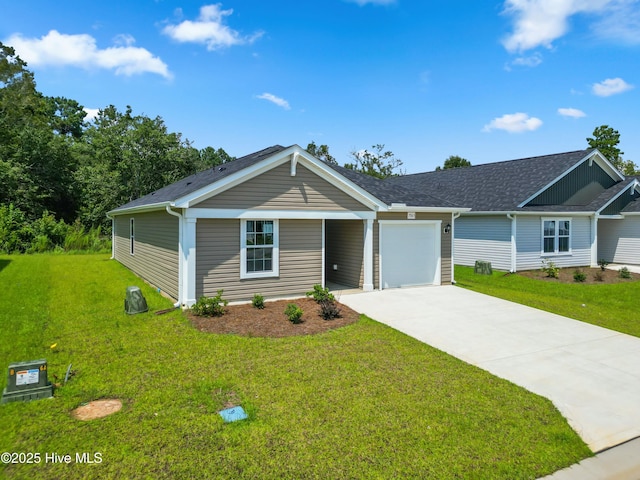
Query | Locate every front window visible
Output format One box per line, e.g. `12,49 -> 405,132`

241,220 -> 279,278
542,219 -> 571,254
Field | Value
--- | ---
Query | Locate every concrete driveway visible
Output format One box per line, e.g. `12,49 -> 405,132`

339,285 -> 640,453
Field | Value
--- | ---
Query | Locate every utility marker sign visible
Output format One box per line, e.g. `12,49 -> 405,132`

15,369 -> 39,386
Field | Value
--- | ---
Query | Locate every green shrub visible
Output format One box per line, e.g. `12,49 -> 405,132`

619,267 -> 631,279
598,258 -> 609,272
541,260 -> 559,279
0,204 -> 33,253
191,290 -> 228,317
252,294 -> 265,309
318,299 -> 341,320
573,270 -> 586,282
284,303 -> 304,324
306,284 -> 335,303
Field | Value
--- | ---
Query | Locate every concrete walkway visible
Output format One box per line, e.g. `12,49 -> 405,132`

339,286 -> 640,454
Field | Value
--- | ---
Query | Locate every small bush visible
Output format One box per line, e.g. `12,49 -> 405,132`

619,267 -> 631,279
191,290 -> 228,317
541,260 -> 560,279
284,303 -> 304,324
598,259 -> 610,272
306,284 -> 335,303
593,271 -> 604,282
252,294 -> 265,309
573,270 -> 586,282
318,299 -> 341,320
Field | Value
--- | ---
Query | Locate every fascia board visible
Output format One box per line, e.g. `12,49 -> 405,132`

386,205 -> 471,213
107,201 -> 172,216
461,210 -> 595,217
516,150 -> 625,208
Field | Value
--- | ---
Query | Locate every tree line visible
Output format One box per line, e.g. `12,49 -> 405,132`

0,42 -> 233,253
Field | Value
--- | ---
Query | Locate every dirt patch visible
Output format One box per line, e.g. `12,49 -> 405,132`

186,297 -> 360,338
518,266 -> 640,284
71,399 -> 122,421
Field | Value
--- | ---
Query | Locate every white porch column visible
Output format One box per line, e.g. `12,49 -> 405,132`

591,214 -> 598,267
363,218 -> 374,291
183,217 -> 197,306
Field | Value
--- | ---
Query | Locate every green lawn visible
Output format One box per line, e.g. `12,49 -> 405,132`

455,265 -> 640,338
0,255 -> 590,479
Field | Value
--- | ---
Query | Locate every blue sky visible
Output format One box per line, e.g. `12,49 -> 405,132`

2,0 -> 639,173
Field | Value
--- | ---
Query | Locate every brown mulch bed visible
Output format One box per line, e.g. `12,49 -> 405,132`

186,297 -> 360,338
518,266 -> 640,284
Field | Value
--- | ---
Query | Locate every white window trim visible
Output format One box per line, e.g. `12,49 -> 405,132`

541,217 -> 572,256
129,218 -> 135,255
240,219 -> 279,279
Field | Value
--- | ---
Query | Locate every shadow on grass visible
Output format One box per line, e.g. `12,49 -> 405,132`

0,259 -> 11,273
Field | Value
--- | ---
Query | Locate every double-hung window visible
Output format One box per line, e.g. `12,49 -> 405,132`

542,218 -> 571,255
241,220 -> 279,278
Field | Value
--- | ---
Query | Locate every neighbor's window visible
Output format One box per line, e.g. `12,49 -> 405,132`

542,219 -> 571,254
241,220 -> 279,278
130,218 -> 135,255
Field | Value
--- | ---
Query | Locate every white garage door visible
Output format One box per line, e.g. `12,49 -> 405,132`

380,221 -> 441,289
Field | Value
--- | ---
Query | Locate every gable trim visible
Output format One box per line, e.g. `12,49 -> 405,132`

517,150 -> 625,208
174,145 -> 385,211
596,179 -> 640,215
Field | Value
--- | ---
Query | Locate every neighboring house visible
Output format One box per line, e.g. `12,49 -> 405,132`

387,149 -> 640,272
108,145 -> 468,306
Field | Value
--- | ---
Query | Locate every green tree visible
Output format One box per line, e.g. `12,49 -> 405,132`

306,141 -> 337,164
436,155 -> 471,171
344,144 -> 403,179
199,146 -> 235,168
587,125 -> 637,175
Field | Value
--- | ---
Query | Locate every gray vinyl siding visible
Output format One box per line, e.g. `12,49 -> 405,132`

194,163 -> 368,211
113,211 -> 179,299
196,218 -> 322,301
374,212 -> 452,285
454,216 -> 512,271
516,216 -> 592,270
598,217 -> 640,264
601,190 -> 640,216
325,220 -> 364,288
527,161 -> 616,206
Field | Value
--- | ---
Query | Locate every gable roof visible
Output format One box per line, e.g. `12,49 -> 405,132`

386,149 -> 624,212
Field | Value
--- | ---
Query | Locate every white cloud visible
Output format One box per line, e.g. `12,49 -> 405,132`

592,77 -> 634,96
83,108 -> 100,122
592,1 -> 640,44
256,93 -> 290,110
162,4 -> 263,50
501,0 -> 615,52
5,30 -> 171,78
483,112 -> 543,133
558,107 -> 586,118
511,52 -> 543,67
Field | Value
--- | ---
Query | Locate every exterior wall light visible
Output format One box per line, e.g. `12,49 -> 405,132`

444,223 -> 451,234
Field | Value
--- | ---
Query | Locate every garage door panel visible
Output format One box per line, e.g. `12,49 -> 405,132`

380,222 -> 440,289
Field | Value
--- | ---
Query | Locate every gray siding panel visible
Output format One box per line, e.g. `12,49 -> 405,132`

599,217 -> 640,264
516,216 -> 592,270
113,211 -> 179,299
455,216 -> 512,271
194,163 -> 368,211
325,220 -> 364,288
196,218 -> 323,301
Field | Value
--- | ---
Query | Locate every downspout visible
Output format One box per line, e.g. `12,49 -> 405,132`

165,205 -> 183,308
591,213 -> 599,268
451,212 -> 461,284
106,213 -> 115,259
507,214 -> 517,273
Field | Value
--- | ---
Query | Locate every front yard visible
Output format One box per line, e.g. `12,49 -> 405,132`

455,265 -> 640,338
0,255 -> 590,479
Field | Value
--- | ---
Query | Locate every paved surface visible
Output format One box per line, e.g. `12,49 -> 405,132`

339,286 -> 640,454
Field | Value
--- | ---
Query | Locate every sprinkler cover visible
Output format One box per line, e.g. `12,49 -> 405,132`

125,286 -> 148,314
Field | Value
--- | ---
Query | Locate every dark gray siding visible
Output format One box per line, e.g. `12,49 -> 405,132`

113,211 -> 179,300
527,161 -> 616,206
602,190 -> 640,216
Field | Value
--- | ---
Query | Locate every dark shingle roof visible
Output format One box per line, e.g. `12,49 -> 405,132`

110,145 -> 288,212
385,149 -> 596,211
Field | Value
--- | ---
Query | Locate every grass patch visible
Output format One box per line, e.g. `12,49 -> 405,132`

0,255 -> 590,479
455,265 -> 640,337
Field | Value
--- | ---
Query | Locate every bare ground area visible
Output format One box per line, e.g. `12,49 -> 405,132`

186,297 -> 361,338
518,266 -> 640,284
